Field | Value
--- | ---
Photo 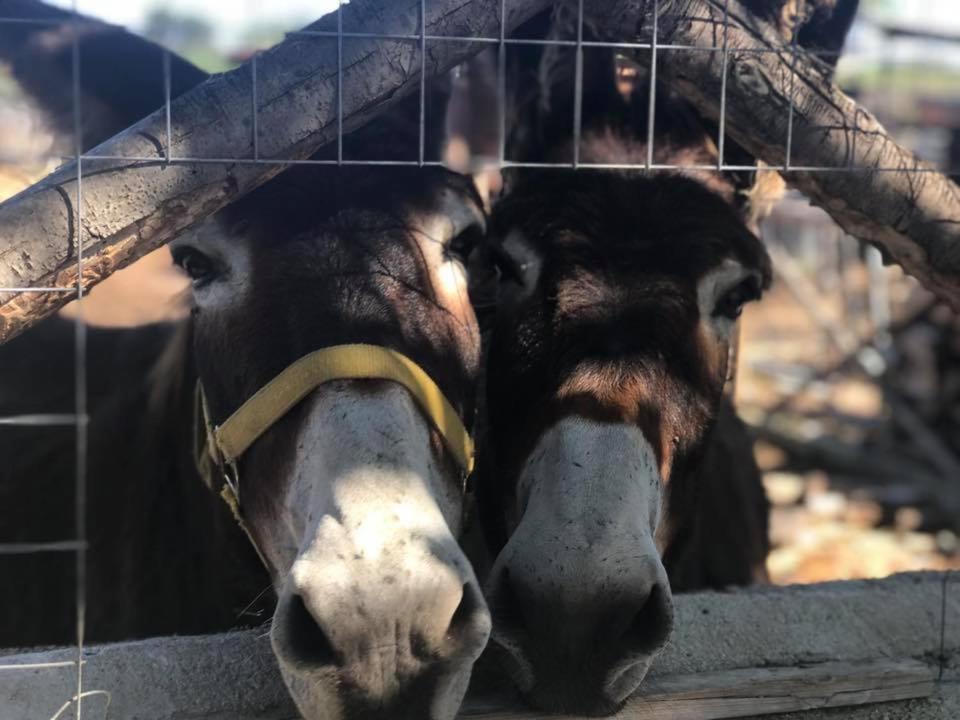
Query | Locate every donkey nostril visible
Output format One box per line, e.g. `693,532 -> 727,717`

280,593 -> 341,669
622,583 -> 674,655
441,581 -> 492,661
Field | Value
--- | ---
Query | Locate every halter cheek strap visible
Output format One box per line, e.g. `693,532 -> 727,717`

194,344 -> 475,563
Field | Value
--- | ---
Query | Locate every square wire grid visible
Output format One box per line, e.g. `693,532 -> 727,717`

0,3 -> 88,718
0,1 -> 955,718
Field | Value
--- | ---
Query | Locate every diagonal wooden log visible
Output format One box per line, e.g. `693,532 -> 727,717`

626,0 -> 960,310
5,0 -> 960,343
0,0 -> 631,343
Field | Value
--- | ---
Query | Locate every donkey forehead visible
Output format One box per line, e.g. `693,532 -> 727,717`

173,208 -> 422,258
548,251 -> 760,318
547,225 -> 766,280
175,176 -> 483,259
505,171 -> 769,267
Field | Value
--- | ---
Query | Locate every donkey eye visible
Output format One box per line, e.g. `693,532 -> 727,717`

714,276 -> 761,320
172,246 -> 217,286
445,222 -> 484,264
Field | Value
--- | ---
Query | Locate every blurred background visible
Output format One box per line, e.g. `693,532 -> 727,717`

1,0 -> 959,585
738,0 -> 960,584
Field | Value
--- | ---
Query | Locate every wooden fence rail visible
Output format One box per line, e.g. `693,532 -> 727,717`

1,573 -> 954,719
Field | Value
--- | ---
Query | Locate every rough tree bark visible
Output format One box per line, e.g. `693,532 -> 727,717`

627,0 -> 960,308
0,0 -> 634,342
3,0 -> 960,342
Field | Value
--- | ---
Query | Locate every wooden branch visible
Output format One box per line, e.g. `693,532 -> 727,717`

766,243 -> 863,357
765,243 -> 960,481
0,0 -> 562,343
7,0 -> 960,342
630,0 -> 960,310
460,659 -> 935,719
750,417 -> 960,518
750,418 -> 935,482
873,20 -> 960,44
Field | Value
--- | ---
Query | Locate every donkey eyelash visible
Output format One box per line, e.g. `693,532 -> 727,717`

171,246 -> 220,287
713,276 -> 762,320
445,223 -> 485,262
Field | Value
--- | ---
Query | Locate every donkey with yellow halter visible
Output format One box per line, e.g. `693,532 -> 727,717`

176,152 -> 490,720
196,344 -> 475,565
1,3 -> 492,718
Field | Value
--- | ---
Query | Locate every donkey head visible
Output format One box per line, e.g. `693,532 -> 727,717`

468,5 -> 815,711
172,100 -> 491,719
475,0 -> 858,709
480,168 -> 770,713
1,5 -> 492,712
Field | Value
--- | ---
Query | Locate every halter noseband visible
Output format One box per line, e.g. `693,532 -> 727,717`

194,343 -> 475,563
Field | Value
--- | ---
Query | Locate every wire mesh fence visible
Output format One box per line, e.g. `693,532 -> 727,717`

1,2 -> 88,717
0,0 -> 957,717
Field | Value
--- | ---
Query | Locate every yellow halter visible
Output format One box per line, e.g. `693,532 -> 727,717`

194,344 -> 475,562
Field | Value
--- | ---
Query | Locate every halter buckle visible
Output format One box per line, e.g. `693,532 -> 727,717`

222,456 -> 241,506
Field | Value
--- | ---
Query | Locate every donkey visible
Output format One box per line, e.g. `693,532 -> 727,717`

1,4 -> 490,718
171,155 -> 489,720
473,3 -> 858,713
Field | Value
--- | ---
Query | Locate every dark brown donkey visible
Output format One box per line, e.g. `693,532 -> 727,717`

1,4 -> 490,719
474,3 -> 858,714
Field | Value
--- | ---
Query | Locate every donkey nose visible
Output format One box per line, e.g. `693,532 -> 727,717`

273,591 -> 338,669
603,581 -> 674,701
618,581 -> 674,654
487,560 -> 673,714
272,561 -> 491,700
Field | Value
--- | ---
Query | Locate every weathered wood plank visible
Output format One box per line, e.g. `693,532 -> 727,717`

2,573 -> 956,719
460,659 -> 936,719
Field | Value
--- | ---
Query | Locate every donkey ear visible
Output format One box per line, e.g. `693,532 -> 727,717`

340,74 -> 454,162
502,6 -> 628,164
0,1 -> 206,152
443,51 -> 504,209
796,0 -> 860,75
740,0 -> 859,77
445,50 -> 500,169
720,0 -> 858,228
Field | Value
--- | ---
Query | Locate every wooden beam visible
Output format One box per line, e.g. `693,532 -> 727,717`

2,573 -> 954,719
7,0 -> 960,340
626,0 -> 960,310
0,0 -> 579,343
460,659 -> 935,719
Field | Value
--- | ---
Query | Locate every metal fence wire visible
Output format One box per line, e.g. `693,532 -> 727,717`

0,0 -> 90,715
0,0 -> 956,717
